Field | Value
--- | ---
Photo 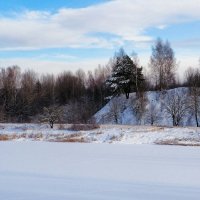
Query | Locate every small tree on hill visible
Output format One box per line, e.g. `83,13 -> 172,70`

146,100 -> 160,125
130,92 -> 147,125
109,97 -> 125,124
150,38 -> 177,90
164,90 -> 189,126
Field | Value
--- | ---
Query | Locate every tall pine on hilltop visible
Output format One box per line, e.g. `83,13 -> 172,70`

107,48 -> 144,99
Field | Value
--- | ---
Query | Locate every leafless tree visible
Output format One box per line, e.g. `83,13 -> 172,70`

185,67 -> 200,127
130,92 -> 147,125
150,38 -> 177,90
86,65 -> 111,112
164,90 -> 189,126
41,74 -> 55,106
146,100 -> 160,125
41,106 -> 62,128
109,97 -> 124,124
131,51 -> 141,93
0,66 -> 21,120
21,70 -> 37,107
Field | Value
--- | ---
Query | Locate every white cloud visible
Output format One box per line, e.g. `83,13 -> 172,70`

0,57 -> 109,74
0,0 -> 200,50
173,38 -> 200,49
0,51 -> 198,78
157,25 -> 167,30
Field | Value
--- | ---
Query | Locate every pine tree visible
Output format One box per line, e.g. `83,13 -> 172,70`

107,48 -> 144,99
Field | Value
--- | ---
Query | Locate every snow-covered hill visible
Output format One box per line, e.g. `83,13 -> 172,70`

95,87 -> 195,126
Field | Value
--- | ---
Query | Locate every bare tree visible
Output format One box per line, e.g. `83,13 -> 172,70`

131,51 -> 141,93
0,66 -> 21,121
150,38 -> 177,90
164,90 -> 188,126
185,67 -> 200,127
130,92 -> 147,125
20,70 -> 37,119
41,74 -> 55,106
86,65 -> 111,113
109,97 -> 124,124
41,106 -> 62,128
146,100 -> 160,125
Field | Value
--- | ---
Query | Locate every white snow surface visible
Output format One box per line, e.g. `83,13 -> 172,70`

0,142 -> 200,200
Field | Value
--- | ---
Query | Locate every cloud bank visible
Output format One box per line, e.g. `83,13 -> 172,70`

0,0 -> 200,50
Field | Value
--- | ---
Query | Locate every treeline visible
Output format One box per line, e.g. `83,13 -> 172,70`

0,38 -> 199,124
0,65 -> 110,123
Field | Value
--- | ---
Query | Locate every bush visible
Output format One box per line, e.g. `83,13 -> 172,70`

69,124 -> 100,131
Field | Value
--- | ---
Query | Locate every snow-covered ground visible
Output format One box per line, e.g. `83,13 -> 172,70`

1,124 -> 200,199
95,87 -> 195,126
0,142 -> 200,200
0,123 -> 200,145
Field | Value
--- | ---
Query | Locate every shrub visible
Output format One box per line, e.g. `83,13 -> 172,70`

69,124 -> 100,131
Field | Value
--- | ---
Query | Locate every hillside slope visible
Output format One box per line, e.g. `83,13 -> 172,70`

95,87 -> 195,126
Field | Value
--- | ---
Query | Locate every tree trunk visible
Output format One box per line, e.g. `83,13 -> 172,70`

172,115 -> 175,126
125,93 -> 129,99
195,112 -> 199,127
114,113 -> 118,124
151,117 -> 154,126
50,121 -> 54,128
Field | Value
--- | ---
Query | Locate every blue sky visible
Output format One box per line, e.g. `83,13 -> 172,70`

0,0 -> 110,11
0,0 -> 199,75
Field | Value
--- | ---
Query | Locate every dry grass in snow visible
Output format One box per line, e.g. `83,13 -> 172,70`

0,123 -> 200,146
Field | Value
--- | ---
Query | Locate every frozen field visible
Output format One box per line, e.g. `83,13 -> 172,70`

0,142 -> 200,200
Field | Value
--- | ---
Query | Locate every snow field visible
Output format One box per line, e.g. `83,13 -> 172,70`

0,142 -> 200,200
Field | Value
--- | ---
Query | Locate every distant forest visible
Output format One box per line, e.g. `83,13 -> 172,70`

0,38 -> 199,124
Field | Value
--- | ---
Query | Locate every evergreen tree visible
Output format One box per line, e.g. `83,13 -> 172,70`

107,48 -> 144,99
